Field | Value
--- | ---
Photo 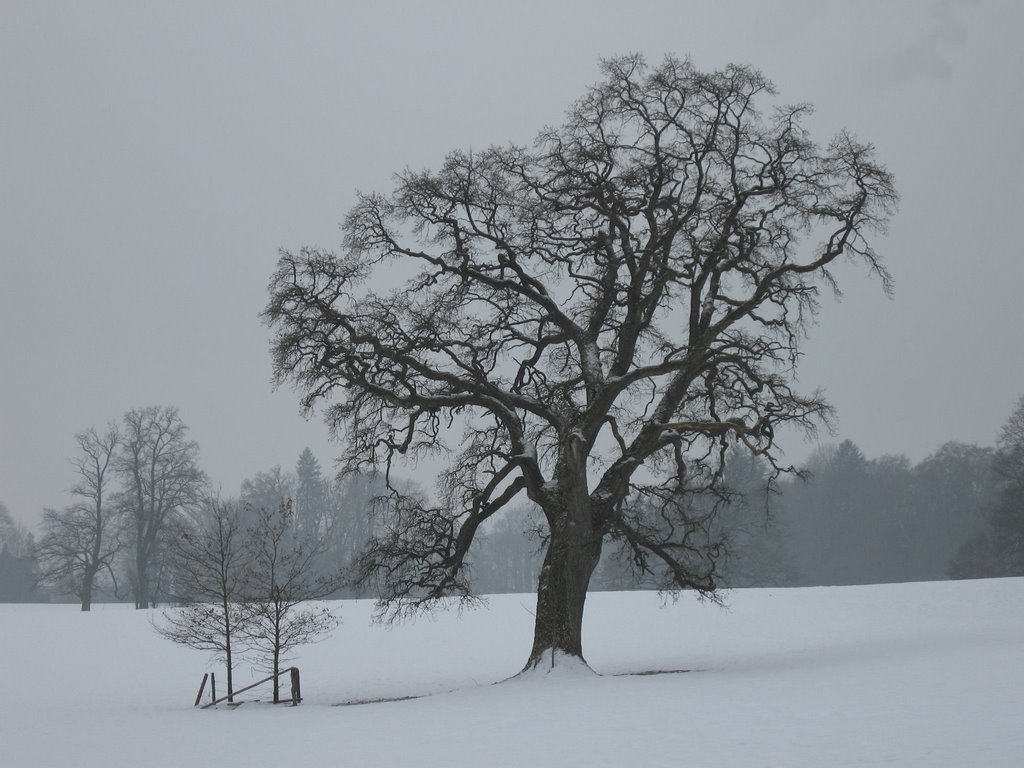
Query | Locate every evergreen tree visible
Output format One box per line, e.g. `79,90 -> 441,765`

294,448 -> 329,544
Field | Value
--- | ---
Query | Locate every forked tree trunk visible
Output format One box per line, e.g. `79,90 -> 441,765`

523,507 -> 603,672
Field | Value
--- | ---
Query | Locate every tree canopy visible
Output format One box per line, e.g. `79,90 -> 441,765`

265,54 -> 896,670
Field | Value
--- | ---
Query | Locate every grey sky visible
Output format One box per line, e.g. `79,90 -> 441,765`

2,0 -> 1022,529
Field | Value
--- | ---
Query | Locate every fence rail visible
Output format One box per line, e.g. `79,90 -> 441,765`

197,667 -> 301,708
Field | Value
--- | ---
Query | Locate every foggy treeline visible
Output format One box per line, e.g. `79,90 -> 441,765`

0,407 -> 390,607
469,439 -> 1003,593
3,398 -> 1023,604
0,502 -> 36,601
474,394 -> 1024,592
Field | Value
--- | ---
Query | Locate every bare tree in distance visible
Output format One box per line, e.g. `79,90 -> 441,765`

265,54 -> 897,671
237,455 -> 386,592
118,406 -> 207,609
240,465 -> 294,524
37,424 -> 123,610
157,496 -> 247,701
238,500 -> 341,703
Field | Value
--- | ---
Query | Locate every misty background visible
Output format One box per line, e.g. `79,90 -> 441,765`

2,0 -> 1022,534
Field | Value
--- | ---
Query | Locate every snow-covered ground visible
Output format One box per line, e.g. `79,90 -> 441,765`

3,579 -> 1022,767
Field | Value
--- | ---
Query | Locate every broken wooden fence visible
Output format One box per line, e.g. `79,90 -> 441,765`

195,667 -> 301,708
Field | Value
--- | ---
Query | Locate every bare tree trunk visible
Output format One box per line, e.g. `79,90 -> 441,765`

523,503 -> 603,672
272,613 -> 282,703
225,651 -> 234,703
223,601 -> 234,702
272,644 -> 281,703
80,563 -> 97,611
135,544 -> 152,609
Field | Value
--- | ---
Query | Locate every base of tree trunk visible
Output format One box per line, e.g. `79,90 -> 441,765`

518,648 -> 596,678
523,517 -> 602,675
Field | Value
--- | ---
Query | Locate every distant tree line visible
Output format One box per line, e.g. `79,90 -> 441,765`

3,396 -> 1022,607
2,407 -> 384,609
467,397 -> 1024,593
0,501 -> 37,602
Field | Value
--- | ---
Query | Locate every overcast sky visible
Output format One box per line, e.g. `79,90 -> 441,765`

2,0 -> 1022,529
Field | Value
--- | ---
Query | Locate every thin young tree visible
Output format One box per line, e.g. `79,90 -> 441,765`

157,497 -> 247,701
265,54 -> 897,670
238,500 -> 340,703
37,425 -> 123,610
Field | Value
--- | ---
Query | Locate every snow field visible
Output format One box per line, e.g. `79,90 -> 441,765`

2,579 -> 1022,767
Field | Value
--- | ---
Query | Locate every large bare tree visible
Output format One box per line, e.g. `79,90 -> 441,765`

265,55 -> 896,670
37,424 -> 123,610
118,406 -> 206,609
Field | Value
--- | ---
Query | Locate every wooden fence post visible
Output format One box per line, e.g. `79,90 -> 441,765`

210,672 -> 216,705
194,673 -> 209,707
290,667 -> 301,706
